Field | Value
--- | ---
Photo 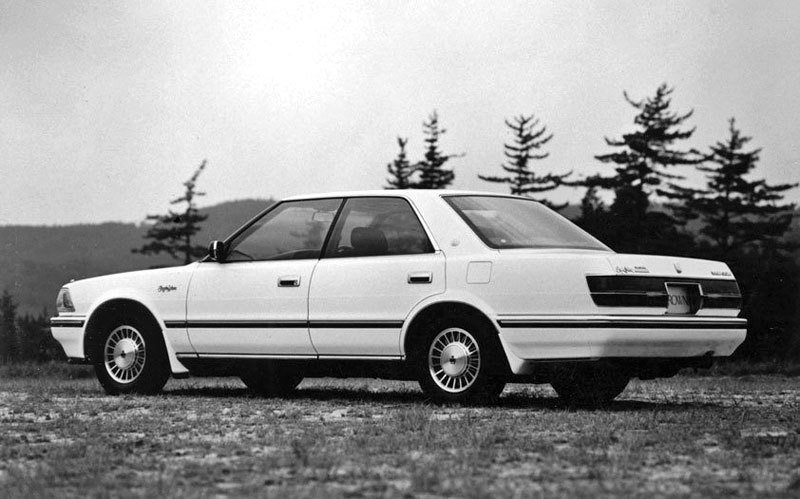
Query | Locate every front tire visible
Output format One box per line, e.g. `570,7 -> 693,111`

414,315 -> 506,404
93,316 -> 170,395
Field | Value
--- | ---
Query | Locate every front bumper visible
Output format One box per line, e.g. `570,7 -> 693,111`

497,315 -> 747,374
50,317 -> 86,359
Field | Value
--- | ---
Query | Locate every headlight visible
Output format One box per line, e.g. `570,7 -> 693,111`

56,288 -> 75,313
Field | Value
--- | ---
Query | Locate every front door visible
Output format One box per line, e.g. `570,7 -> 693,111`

308,197 -> 445,357
186,198 -> 341,357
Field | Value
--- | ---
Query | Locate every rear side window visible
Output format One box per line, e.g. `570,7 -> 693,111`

444,195 -> 610,251
324,197 -> 434,258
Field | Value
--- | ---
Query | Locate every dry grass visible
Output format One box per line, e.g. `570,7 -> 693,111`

1,374 -> 799,497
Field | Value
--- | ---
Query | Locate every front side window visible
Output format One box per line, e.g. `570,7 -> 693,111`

226,198 -> 341,262
324,197 -> 434,258
444,195 -> 610,251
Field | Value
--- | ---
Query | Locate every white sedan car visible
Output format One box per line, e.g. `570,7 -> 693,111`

51,190 -> 746,405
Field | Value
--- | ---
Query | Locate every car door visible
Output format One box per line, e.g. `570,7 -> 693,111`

186,198 -> 341,357
308,197 -> 445,357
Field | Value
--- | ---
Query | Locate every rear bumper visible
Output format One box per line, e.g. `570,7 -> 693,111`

497,315 -> 746,374
50,317 -> 86,359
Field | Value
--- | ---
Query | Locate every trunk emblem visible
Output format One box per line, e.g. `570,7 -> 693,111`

674,263 -> 683,274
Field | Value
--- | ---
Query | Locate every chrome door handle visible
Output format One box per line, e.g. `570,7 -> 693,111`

408,271 -> 432,284
278,276 -> 301,287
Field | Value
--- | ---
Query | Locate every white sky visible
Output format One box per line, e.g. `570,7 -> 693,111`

2,1 -> 799,225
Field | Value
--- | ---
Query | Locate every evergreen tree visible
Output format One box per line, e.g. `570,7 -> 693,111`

16,309 -> 59,362
414,111 -> 461,189
133,160 -> 210,265
17,313 -> 38,361
667,118 -> 797,258
573,185 -> 612,242
479,114 -> 571,209
592,83 -> 703,253
385,137 -> 415,189
662,118 -> 798,361
0,290 -> 18,363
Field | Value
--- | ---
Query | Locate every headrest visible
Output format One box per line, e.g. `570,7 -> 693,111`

351,227 -> 388,256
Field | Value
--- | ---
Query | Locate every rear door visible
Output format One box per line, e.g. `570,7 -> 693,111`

308,197 -> 445,357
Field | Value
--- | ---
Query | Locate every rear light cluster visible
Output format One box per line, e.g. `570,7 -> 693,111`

586,276 -> 741,309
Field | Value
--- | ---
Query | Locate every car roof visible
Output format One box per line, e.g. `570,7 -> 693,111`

281,189 -> 516,202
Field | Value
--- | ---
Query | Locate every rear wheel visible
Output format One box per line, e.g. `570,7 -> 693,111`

93,316 -> 170,395
550,363 -> 629,407
414,314 -> 506,404
239,363 -> 303,397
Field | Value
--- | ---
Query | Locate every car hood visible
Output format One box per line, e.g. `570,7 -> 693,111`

62,263 -> 197,314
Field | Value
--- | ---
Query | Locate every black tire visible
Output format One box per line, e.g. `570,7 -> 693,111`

550,363 -> 629,407
239,362 -> 303,397
413,313 -> 506,404
93,315 -> 170,395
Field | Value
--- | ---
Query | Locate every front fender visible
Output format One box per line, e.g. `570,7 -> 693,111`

84,289 -> 189,375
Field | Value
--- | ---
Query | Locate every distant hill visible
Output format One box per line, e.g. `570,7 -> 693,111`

0,198 -> 274,315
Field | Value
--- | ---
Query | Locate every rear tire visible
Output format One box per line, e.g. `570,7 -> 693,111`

414,313 -> 506,404
239,362 -> 303,397
550,363 -> 629,407
93,315 -> 170,395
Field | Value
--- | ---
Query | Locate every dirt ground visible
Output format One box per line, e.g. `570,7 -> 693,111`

1,374 -> 799,497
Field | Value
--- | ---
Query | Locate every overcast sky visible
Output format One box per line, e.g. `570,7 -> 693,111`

2,1 -> 799,225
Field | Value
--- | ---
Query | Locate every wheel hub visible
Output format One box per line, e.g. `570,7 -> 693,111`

104,325 -> 146,384
428,327 -> 481,393
112,338 -> 138,370
440,343 -> 469,377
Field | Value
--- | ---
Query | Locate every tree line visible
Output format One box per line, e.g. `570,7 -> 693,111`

0,290 -> 63,363
1,83 -> 796,364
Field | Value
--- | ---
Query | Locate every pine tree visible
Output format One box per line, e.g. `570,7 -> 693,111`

0,290 -> 18,363
133,160 -> 210,265
479,114 -> 571,209
592,83 -> 703,253
685,118 -> 796,257
663,118 -> 799,361
414,111 -> 461,189
385,137 -> 415,189
573,186 -> 612,241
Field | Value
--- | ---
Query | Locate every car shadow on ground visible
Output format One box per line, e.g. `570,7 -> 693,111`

163,384 -> 721,412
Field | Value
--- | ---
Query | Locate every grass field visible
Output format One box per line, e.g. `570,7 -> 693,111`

1,373 -> 799,497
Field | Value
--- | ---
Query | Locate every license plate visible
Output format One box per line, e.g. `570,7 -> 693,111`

666,284 -> 692,314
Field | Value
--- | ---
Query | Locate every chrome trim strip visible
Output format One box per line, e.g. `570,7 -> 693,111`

497,316 -> 747,329
168,320 -> 403,329
317,355 -> 403,360
181,353 -> 317,360
176,353 -> 403,361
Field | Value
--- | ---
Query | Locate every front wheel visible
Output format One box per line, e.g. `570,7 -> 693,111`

415,317 -> 506,404
93,316 -> 170,395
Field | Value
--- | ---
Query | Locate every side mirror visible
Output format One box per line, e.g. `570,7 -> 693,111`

208,240 -> 225,262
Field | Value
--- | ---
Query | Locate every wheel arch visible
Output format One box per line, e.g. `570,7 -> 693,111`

401,295 -> 511,375
83,297 -> 187,375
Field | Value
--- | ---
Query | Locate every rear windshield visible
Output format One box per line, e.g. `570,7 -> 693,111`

444,195 -> 611,251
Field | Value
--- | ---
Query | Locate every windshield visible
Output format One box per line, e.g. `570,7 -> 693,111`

444,195 -> 611,251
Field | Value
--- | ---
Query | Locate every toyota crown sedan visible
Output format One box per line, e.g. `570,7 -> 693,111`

51,190 -> 746,405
